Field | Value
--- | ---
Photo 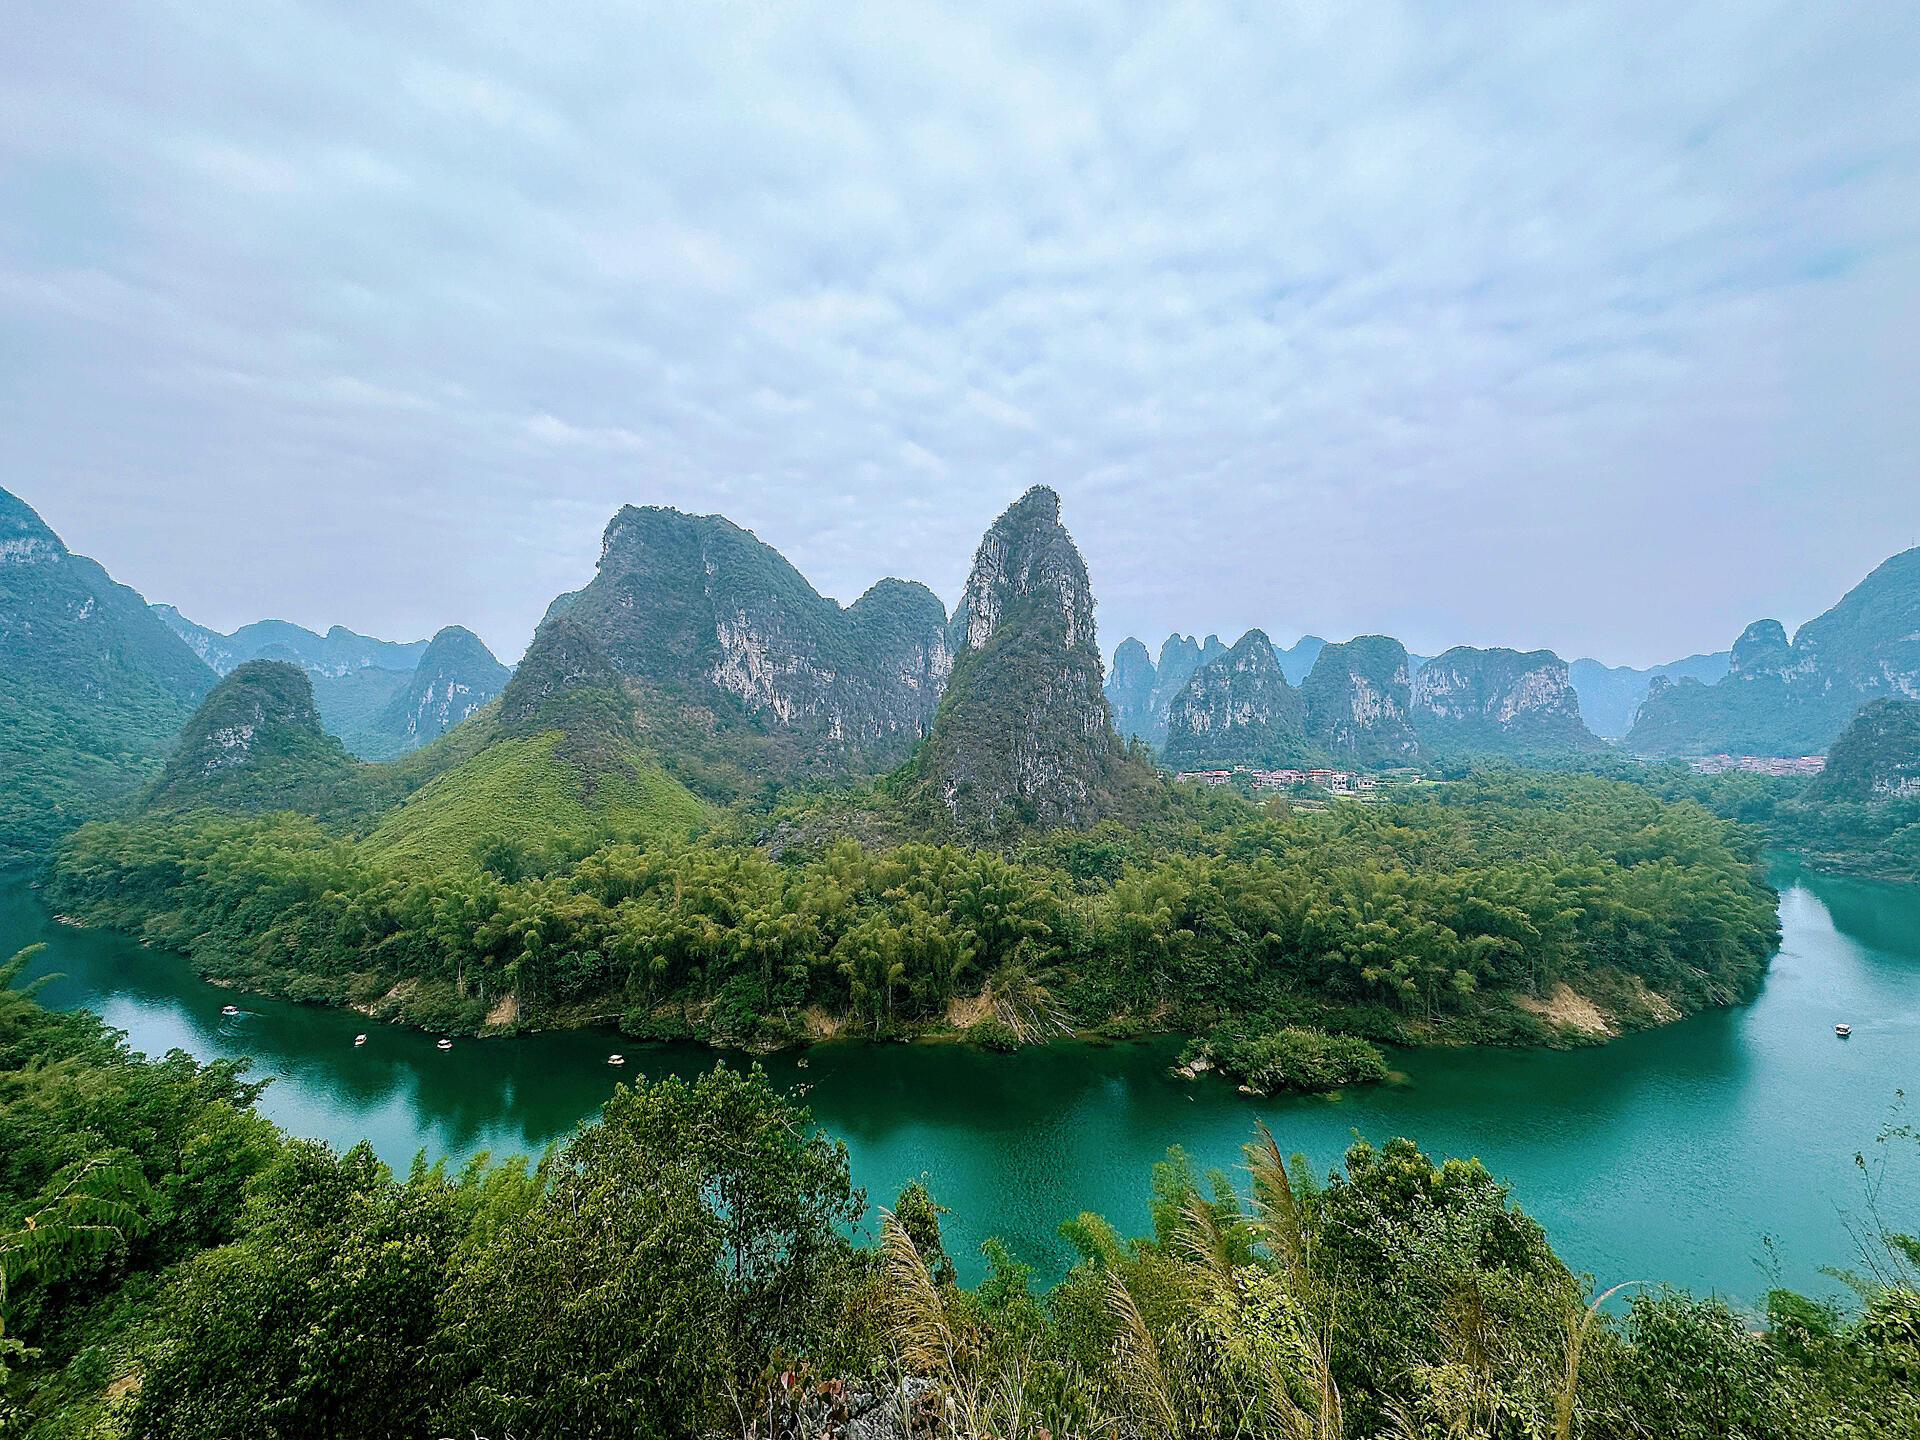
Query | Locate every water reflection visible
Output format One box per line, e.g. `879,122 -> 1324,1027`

5,864 -> 1916,1298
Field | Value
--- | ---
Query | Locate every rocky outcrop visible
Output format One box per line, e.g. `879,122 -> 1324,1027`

1300,635 -> 1420,765
920,487 -> 1150,836
150,608 -> 428,678
551,505 -> 952,793
372,625 -> 509,752
1629,547 -> 1920,756
1412,646 -> 1600,754
1102,632 -> 1226,746
1567,651 -> 1730,738
145,660 -> 357,812
1161,629 -> 1309,770
1,487 -> 215,854
1726,619 -> 1794,681
1806,698 -> 1920,803
1105,637 -> 1156,742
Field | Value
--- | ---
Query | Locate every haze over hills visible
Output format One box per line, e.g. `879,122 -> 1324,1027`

0,487 -> 214,857
1628,547 -> 1920,756
153,604 -> 509,762
8,476 -> 1920,874
1566,651 -> 1731,738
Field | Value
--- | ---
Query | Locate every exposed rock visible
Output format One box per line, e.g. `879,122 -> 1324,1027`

550,505 -> 951,794
1629,547 -> 1920,756
145,659 -> 357,813
1162,628 -> 1309,770
370,624 -> 509,752
1805,698 -> 1920,803
0,486 -> 214,854
1412,646 -> 1600,754
1102,631 -> 1227,746
919,487 -> 1150,836
1301,635 -> 1420,764
1727,619 -> 1794,681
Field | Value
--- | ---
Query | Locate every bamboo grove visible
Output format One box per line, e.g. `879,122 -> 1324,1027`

47,771 -> 1778,1049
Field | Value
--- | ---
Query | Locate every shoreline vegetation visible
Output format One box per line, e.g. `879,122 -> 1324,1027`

42,769 -> 1780,1084
2,956 -> 1915,1439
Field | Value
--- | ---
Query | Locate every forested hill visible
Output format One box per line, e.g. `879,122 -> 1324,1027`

0,488 -> 214,859
1629,546 -> 1920,756
53,768 -> 1777,1048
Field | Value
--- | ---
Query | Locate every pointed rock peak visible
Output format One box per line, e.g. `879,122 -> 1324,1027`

0,486 -> 66,563
419,624 -> 503,669
1224,628 -> 1279,662
1729,618 -> 1792,676
1158,634 -> 1201,669
952,487 -> 1096,656
1112,636 -> 1153,676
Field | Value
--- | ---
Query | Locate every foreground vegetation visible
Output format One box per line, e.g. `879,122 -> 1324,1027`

2,957 -> 1915,1439
47,771 -> 1778,1059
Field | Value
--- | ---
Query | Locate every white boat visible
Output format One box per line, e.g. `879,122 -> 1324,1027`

353,1033 -> 368,1047
607,1054 -> 625,1066
437,1038 -> 453,1050
221,1005 -> 240,1017
1836,1023 -> 1852,1038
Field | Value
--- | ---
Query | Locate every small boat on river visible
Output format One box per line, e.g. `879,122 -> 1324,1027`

221,1005 -> 240,1017
607,1054 -> 625,1066
1836,1023 -> 1852,1038
353,1033 -> 367,1047
437,1038 -> 453,1050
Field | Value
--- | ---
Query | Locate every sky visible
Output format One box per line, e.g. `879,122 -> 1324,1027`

4,1 -> 1919,671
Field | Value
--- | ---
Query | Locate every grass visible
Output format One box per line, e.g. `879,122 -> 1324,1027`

364,730 -> 711,871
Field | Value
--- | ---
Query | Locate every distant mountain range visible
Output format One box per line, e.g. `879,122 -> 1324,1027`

1626,548 -> 1920,756
152,605 -> 507,761
1107,543 -> 1920,767
7,477 -> 1920,862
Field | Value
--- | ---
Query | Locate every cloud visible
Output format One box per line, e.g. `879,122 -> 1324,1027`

3,0 -> 1918,666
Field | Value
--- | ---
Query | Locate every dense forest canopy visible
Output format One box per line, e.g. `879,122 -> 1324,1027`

49,770 -> 1778,1056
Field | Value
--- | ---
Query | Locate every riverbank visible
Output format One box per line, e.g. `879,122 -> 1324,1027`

4,859 -> 1912,1303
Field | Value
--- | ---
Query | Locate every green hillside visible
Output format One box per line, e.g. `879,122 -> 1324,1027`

0,488 -> 214,857
366,729 -> 708,871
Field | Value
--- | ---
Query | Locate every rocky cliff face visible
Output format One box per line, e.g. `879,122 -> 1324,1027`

145,659 -> 357,812
920,487 -> 1148,836
1567,650 -> 1730,738
1105,638 -> 1156,742
1102,632 -> 1227,746
372,625 -> 509,752
1300,635 -> 1419,764
1629,547 -> 1920,756
1161,629 -> 1308,770
1,487 -> 215,854
1412,646 -> 1599,753
1806,698 -> 1920,803
538,506 -> 951,797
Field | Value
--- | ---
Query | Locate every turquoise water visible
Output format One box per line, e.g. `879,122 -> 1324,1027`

5,859 -> 1916,1299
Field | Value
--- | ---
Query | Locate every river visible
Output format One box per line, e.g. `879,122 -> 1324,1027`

5,858 -> 1916,1301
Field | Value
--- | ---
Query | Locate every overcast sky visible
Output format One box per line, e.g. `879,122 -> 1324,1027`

6,1 -> 1919,669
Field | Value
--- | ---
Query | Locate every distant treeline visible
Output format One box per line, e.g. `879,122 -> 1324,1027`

50,770 -> 1779,1049
2,959 -> 1915,1438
